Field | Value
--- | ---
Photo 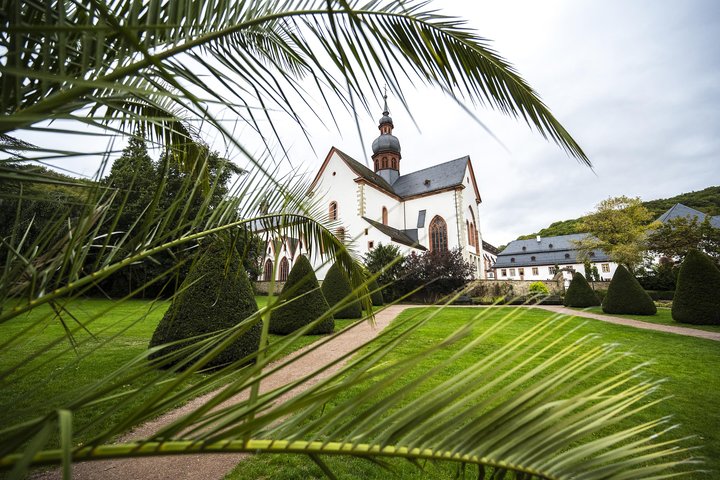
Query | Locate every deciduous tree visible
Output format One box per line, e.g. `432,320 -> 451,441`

576,196 -> 656,269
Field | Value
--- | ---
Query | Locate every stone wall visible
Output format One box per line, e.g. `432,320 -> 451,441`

467,278 -> 564,297
254,281 -> 286,295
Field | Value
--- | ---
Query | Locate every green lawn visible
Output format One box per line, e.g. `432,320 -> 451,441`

0,296 -> 352,448
227,306 -> 720,480
571,306 -> 720,333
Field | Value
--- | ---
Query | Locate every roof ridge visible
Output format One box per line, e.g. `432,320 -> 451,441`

397,156 -> 469,178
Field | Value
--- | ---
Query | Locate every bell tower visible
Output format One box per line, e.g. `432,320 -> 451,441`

371,93 -> 402,184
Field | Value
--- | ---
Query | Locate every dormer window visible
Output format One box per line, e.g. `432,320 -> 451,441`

522,246 -> 527,251
531,256 -> 536,261
549,243 -> 554,248
564,253 -> 570,259
510,257 -> 515,263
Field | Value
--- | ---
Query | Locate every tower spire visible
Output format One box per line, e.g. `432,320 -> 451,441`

382,86 -> 389,115
371,90 -> 401,183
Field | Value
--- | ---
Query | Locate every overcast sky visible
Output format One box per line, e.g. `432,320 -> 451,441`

253,0 -> 720,246
28,0 -> 720,246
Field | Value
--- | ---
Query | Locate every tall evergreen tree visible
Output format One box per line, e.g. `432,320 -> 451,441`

105,133 -> 157,233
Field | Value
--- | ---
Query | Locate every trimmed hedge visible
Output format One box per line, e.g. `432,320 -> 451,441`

321,262 -> 363,319
564,272 -> 601,307
602,265 -> 657,315
646,290 -> 675,301
149,239 -> 261,369
672,250 -> 720,325
368,277 -> 384,307
269,256 -> 334,335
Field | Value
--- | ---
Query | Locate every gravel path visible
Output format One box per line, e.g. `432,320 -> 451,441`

34,304 -> 410,480
531,305 -> 720,341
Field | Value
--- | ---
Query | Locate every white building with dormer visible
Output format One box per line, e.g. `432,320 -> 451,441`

260,97 -> 494,281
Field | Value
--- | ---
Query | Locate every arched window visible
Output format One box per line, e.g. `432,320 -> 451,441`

336,227 -> 346,243
468,207 -> 479,254
263,259 -> 273,281
329,201 -> 338,220
466,220 -> 471,245
429,215 -> 448,253
279,257 -> 289,282
382,207 -> 388,225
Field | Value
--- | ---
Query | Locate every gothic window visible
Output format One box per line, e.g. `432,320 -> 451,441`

382,207 -> 388,225
263,259 -> 273,281
329,201 -> 338,220
429,215 -> 448,253
392,158 -> 397,169
466,220 -> 471,245
279,257 -> 289,282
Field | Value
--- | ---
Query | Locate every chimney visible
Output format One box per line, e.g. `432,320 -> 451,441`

536,235 -> 541,243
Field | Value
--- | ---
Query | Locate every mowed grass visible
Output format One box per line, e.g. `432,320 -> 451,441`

572,306 -> 720,333
0,296 -> 352,448
227,306 -> 720,480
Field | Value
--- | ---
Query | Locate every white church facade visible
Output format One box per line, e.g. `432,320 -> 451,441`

260,98 -> 494,281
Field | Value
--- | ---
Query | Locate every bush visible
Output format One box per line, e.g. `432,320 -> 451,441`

646,290 -> 675,301
602,265 -> 657,315
149,239 -> 262,369
672,249 -> 720,325
269,255 -> 334,335
368,277 -> 384,307
322,262 -> 363,318
529,281 -> 550,295
397,249 -> 474,303
364,244 -> 404,301
564,272 -> 600,307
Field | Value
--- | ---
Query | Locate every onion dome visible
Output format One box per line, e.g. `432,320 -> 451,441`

372,133 -> 401,154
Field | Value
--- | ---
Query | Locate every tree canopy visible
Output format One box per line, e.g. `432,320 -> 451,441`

646,216 -> 720,263
575,196 -> 657,268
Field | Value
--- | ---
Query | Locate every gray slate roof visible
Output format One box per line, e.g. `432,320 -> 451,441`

335,149 -> 469,199
363,216 -> 427,250
493,233 -> 610,269
391,156 -> 469,197
656,203 -> 720,228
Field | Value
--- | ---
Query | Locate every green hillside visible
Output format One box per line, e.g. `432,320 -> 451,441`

517,186 -> 720,240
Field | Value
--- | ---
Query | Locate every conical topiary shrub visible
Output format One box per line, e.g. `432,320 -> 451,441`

149,239 -> 262,369
602,265 -> 657,315
564,272 -> 601,307
369,277 -> 384,307
672,249 -> 720,325
269,255 -> 334,335
321,262 -> 363,319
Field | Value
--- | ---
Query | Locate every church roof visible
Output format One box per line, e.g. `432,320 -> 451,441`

493,233 -> 610,268
362,216 -> 427,250
656,203 -> 720,228
325,148 -> 475,201
392,156 -> 470,197
333,148 -> 395,192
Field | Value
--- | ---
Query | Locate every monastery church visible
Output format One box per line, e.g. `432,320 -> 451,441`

261,97 -> 494,281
